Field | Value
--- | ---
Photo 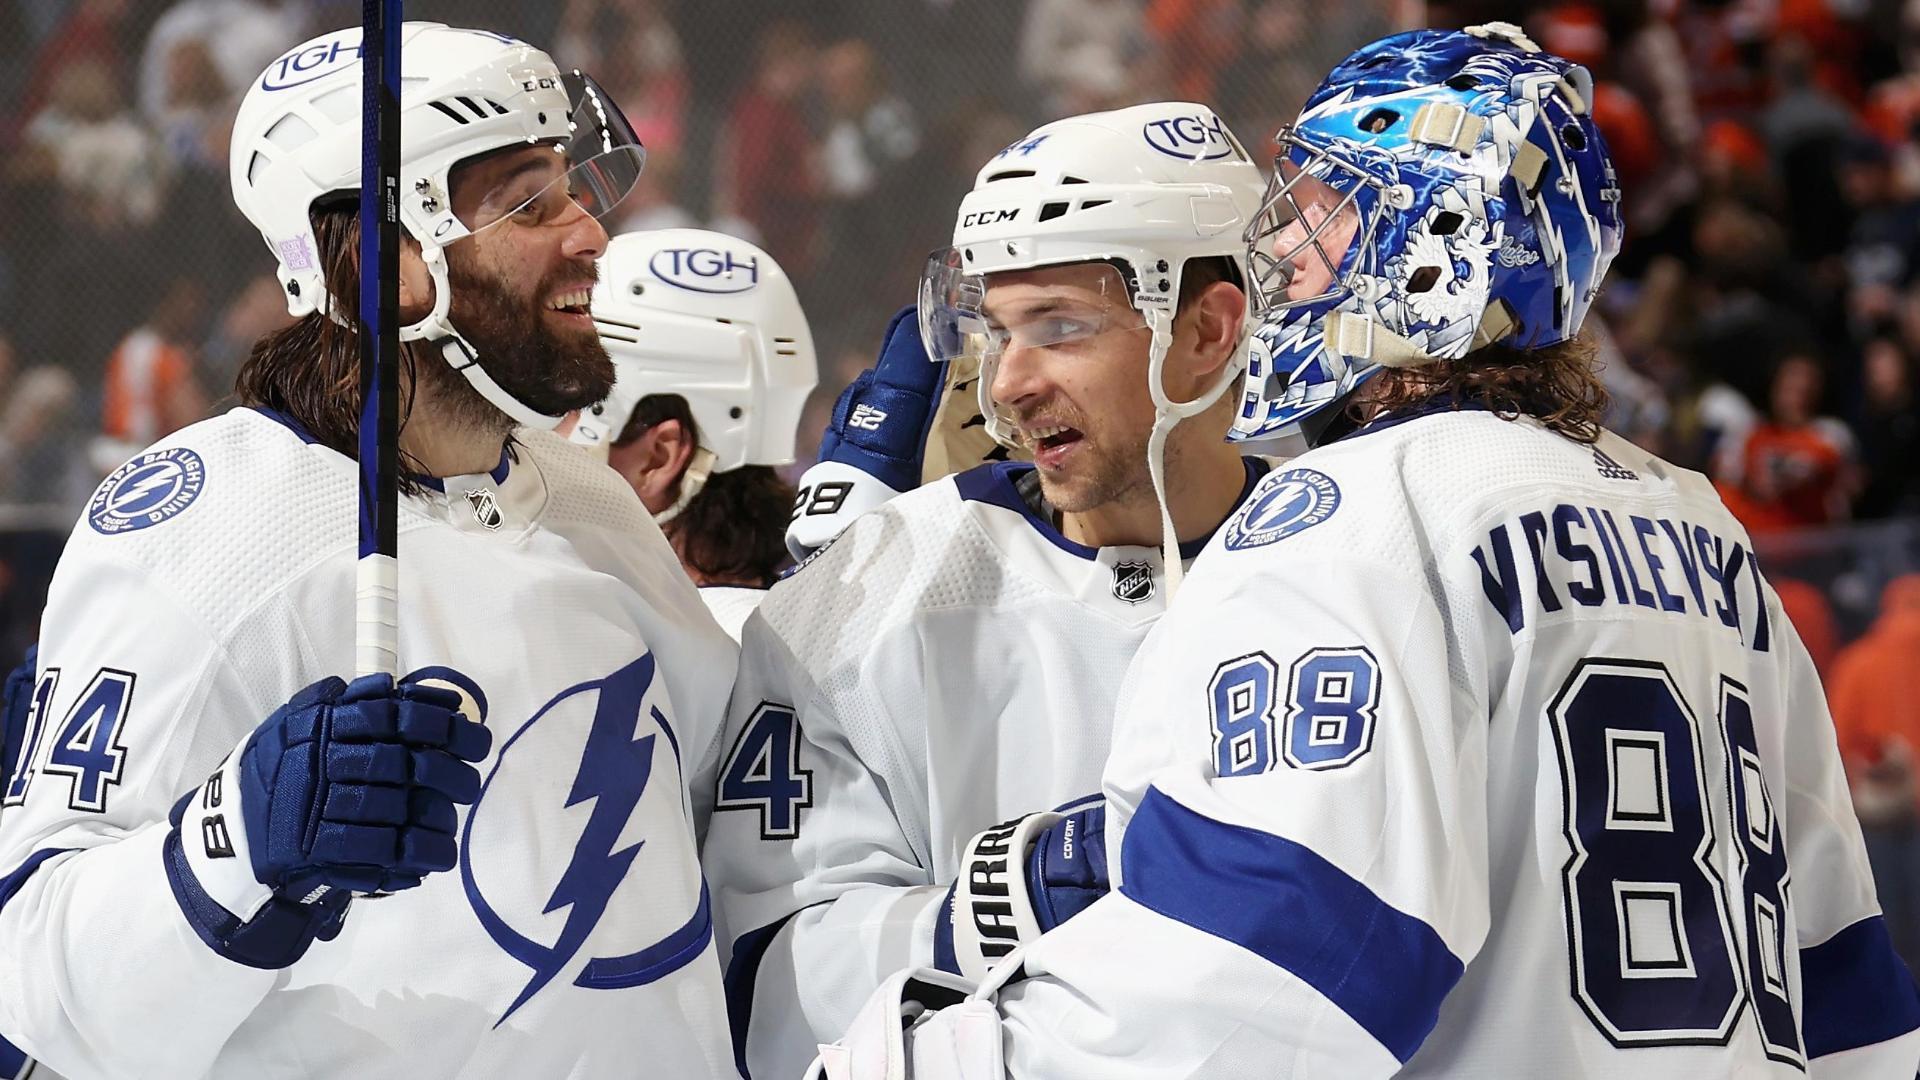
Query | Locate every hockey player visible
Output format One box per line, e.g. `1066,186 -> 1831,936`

705,101 -> 1269,1079
567,228 -> 818,640
809,24 -> 1920,1079
0,24 -> 741,1078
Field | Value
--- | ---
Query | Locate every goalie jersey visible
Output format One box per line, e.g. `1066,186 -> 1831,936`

0,408 -> 739,1079
706,457 -> 1267,1078
985,407 -> 1920,1077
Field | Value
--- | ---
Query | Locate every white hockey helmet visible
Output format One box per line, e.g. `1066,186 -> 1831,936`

572,228 -> 817,471
229,22 -> 645,429
919,102 -> 1263,589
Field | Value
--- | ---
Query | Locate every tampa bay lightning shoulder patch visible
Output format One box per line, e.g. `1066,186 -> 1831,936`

1223,467 -> 1340,551
88,448 -> 207,535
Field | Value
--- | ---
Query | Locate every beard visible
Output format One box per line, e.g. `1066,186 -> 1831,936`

1017,399 -> 1157,515
418,255 -> 616,430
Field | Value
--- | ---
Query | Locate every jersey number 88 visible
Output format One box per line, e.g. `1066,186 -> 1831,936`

1549,657 -> 1801,1065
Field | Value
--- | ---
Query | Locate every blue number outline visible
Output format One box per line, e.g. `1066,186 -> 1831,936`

40,668 -> 137,813
2,667 -> 58,807
1210,652 -> 1279,778
715,701 -> 813,840
1281,646 -> 1380,772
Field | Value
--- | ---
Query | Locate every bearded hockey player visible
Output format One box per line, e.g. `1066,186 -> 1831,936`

704,101 -> 1269,1078
0,24 -> 740,1078
808,24 -> 1920,1080
568,228 -> 818,641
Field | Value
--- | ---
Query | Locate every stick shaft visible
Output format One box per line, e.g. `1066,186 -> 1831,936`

355,0 -> 402,678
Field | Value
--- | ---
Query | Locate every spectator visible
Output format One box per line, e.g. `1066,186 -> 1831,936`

714,21 -> 819,277
816,38 -> 919,299
1145,0 -> 1241,104
23,58 -> 166,230
1829,574 -> 1920,973
1717,352 -> 1860,533
92,278 -> 210,475
136,0 -> 299,129
1855,336 -> 1920,518
0,364 -> 85,507
1017,0 -> 1150,116
555,0 -> 689,156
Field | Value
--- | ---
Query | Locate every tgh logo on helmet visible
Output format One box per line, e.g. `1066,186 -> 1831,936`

649,248 -> 760,294
1141,114 -> 1236,161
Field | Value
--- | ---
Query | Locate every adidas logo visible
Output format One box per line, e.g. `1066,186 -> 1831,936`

1593,447 -> 1637,481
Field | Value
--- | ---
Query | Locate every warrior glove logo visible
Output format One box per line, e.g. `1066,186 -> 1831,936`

461,654 -> 712,1025
89,448 -> 207,535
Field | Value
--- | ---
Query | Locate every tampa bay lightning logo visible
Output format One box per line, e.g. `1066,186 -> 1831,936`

1224,467 -> 1341,550
460,653 -> 712,1025
88,448 -> 206,535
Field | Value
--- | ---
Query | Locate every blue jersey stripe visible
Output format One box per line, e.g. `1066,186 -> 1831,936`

723,906 -> 809,1079
0,847 -> 72,916
1802,914 -> 1920,1058
1119,786 -> 1463,1063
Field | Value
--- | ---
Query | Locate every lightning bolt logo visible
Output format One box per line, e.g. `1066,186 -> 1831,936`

88,448 -> 206,535
108,464 -> 182,513
505,705 -> 654,1023
463,653 -> 715,1027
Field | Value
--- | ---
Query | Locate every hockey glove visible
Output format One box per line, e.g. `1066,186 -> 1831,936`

934,800 -> 1109,981
786,305 -> 946,562
164,671 -> 490,968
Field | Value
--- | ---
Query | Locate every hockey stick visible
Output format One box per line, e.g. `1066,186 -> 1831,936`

356,0 -> 401,678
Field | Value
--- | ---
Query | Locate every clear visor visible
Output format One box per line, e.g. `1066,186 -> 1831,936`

455,71 -> 646,237
917,248 -> 1147,366
1244,134 -> 1384,317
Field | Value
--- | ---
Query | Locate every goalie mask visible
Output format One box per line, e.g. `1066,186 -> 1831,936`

1236,21 -> 1623,447
230,22 -> 645,429
918,102 -> 1264,590
570,229 -> 818,523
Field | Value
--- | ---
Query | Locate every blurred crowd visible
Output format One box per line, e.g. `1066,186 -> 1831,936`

2,0 -> 1920,962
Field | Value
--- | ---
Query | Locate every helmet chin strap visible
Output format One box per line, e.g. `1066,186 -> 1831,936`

654,447 -> 716,526
1144,307 -> 1246,598
402,243 -> 570,431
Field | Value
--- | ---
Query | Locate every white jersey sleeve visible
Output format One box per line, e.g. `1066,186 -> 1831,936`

980,412 -> 1919,1078
0,552 -> 284,1077
0,413 -> 742,1079
706,460 -> 1265,1079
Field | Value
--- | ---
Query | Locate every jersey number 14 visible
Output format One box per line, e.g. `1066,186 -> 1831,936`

4,667 -> 137,814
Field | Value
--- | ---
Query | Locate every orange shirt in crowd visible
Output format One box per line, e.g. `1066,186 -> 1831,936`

1717,418 -> 1855,533
101,326 -> 200,446
1828,575 -> 1920,813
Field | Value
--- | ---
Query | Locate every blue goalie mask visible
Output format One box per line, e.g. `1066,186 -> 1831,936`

1234,21 -> 1624,446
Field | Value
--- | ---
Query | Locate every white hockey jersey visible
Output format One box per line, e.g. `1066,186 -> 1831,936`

702,585 -> 770,644
0,408 -> 741,1079
705,458 -> 1268,1079
968,406 -> 1920,1077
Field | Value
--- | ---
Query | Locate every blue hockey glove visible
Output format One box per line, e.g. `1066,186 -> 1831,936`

164,670 -> 490,968
786,305 -> 946,562
934,800 -> 1109,980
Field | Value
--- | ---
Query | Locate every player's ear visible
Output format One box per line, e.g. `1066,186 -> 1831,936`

607,418 -> 695,515
1178,280 -> 1246,387
396,236 -> 434,321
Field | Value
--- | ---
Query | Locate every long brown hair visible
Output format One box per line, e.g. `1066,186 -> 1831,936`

233,202 -> 437,491
620,393 -> 794,587
1355,331 -> 1610,443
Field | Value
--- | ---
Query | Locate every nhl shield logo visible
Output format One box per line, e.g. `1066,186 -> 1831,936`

466,488 -> 503,530
1112,560 -> 1154,605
